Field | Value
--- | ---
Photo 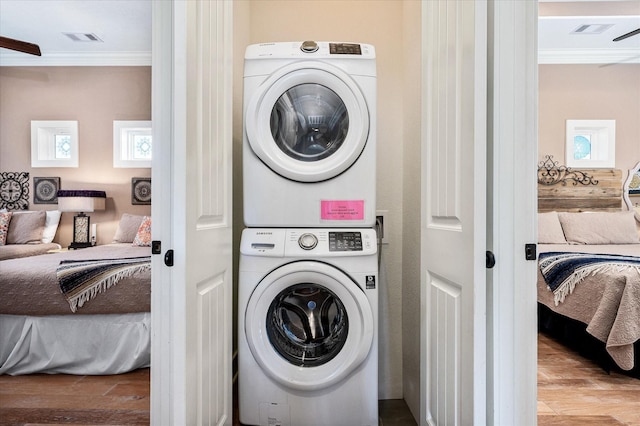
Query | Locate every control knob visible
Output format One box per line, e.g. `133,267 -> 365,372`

298,233 -> 318,250
300,40 -> 319,53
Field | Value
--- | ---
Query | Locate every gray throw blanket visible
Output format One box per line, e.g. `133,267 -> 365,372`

57,256 -> 151,312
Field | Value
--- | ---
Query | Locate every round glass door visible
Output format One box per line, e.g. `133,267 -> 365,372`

270,84 -> 348,163
266,283 -> 348,367
245,61 -> 370,182
245,261 -> 373,391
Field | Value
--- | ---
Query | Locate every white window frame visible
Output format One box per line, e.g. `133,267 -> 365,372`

113,120 -> 152,168
31,120 -> 79,168
565,119 -> 616,168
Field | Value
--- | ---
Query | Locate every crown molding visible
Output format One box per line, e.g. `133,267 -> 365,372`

0,51 -> 151,67
538,48 -> 640,64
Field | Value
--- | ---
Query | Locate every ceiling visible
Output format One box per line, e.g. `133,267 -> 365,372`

0,0 -> 638,66
0,0 -> 152,66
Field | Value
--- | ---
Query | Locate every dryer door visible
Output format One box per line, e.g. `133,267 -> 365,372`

244,261 -> 374,391
245,61 -> 370,182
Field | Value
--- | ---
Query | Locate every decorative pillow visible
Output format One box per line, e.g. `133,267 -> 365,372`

132,216 -> 152,247
558,211 -> 640,244
6,210 -> 46,244
11,210 -> 62,243
538,212 -> 567,244
0,211 -> 12,246
112,214 -> 146,243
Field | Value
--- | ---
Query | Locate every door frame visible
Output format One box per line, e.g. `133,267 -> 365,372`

486,0 -> 538,424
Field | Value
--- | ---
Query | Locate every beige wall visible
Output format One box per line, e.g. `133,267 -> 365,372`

0,67 -> 152,247
539,64 -> 640,187
401,0 -> 422,419
237,0 -> 408,399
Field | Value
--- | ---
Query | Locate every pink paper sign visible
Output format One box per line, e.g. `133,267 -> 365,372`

321,200 -> 365,220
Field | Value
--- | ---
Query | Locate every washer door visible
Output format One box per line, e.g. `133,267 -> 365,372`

245,261 -> 374,391
245,61 -> 370,182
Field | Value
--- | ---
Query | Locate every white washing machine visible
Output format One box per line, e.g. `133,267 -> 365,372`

238,228 -> 378,426
243,41 -> 376,228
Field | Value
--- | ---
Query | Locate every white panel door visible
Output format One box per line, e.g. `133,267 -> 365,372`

151,1 -> 233,425
420,1 -> 487,425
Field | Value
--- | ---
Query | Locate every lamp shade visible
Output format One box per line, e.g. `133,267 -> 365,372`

57,190 -> 106,212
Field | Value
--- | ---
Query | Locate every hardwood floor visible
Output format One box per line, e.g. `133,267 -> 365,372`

538,332 -> 640,426
0,368 -> 150,425
1,333 -> 638,425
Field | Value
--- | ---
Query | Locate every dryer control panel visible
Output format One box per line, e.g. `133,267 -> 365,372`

245,41 -> 375,61
240,228 -> 377,257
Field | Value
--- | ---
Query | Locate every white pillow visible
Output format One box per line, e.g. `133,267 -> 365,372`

42,210 -> 62,243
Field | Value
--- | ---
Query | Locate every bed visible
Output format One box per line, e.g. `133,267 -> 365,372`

537,157 -> 640,377
0,213 -> 152,375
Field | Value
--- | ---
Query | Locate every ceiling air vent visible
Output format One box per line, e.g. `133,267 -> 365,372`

63,32 -> 103,42
570,24 -> 613,35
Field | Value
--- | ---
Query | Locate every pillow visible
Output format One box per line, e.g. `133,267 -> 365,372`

538,212 -> 566,244
11,210 -> 61,243
42,210 -> 62,243
6,210 -> 46,244
112,214 -> 146,243
558,211 -> 640,244
132,216 -> 152,247
0,211 -> 12,246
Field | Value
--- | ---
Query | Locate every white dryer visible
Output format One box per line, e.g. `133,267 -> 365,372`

238,228 -> 378,426
243,41 -> 376,227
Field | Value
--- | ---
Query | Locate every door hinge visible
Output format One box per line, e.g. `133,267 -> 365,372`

525,243 -> 537,261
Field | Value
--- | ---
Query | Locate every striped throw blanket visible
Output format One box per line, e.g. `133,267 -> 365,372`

57,257 -> 151,312
539,251 -> 640,306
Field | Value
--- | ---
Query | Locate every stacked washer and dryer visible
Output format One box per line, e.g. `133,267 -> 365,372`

239,41 -> 379,426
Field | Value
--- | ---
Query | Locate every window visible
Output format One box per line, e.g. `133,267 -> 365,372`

566,119 -> 615,168
31,120 -> 79,168
113,120 -> 152,168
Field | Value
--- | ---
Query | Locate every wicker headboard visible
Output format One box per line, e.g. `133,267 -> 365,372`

537,155 -> 623,212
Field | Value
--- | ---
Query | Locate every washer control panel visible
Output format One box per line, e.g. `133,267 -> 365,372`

240,228 -> 377,257
328,231 -> 362,251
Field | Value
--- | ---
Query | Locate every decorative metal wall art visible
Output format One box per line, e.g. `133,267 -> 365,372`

132,177 -> 151,205
33,177 -> 60,204
0,172 -> 30,210
537,155 -> 598,186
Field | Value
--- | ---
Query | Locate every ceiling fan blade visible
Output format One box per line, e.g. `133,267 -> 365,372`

0,36 -> 41,56
613,28 -> 640,42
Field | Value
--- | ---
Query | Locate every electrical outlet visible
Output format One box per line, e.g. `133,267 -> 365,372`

376,210 -> 388,244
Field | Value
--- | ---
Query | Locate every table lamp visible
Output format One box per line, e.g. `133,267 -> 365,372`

57,190 -> 106,249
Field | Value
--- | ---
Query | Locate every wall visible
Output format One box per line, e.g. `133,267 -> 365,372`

401,1 -> 422,418
232,0 -> 252,382
0,67 -> 152,247
539,64 -> 640,205
238,0 -> 407,399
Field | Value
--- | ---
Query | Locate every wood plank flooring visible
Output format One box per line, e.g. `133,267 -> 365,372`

0,368 -> 150,425
538,332 -> 640,426
1,333 -> 638,425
